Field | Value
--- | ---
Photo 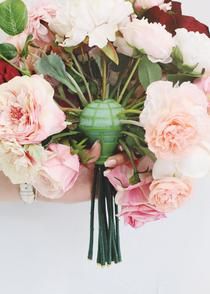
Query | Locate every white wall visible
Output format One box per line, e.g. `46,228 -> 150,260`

0,1 -> 210,294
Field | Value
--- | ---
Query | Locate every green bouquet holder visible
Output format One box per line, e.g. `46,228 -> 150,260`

79,99 -> 124,165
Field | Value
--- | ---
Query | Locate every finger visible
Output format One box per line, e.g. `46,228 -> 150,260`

104,153 -> 128,168
86,140 -> 101,164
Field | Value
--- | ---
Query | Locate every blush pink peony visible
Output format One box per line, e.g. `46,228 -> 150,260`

149,177 -> 192,212
33,144 -> 80,199
140,81 -> 210,159
0,75 -> 66,145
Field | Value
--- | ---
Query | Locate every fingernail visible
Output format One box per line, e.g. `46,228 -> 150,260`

104,159 -> 117,168
92,140 -> 100,148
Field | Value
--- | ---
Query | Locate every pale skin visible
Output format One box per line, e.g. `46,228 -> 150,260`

0,152 -> 127,203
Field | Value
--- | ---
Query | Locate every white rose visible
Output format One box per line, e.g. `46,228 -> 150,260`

120,18 -> 175,63
174,29 -> 210,74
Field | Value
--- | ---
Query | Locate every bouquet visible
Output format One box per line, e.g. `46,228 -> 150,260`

0,0 -> 210,266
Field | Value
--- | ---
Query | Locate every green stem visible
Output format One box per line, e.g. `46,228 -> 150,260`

88,168 -> 97,260
121,85 -> 137,107
57,85 -> 78,108
121,109 -> 141,115
70,52 -> 93,102
102,55 -> 107,99
114,203 -> 121,262
119,139 -> 138,176
117,58 -> 141,103
66,73 -> 88,106
120,119 -> 141,127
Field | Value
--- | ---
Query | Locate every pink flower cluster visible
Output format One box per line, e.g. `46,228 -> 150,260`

105,78 -> 210,229
0,75 -> 80,199
105,157 -> 193,228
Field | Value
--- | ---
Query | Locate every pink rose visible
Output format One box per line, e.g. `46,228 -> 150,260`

149,177 -> 192,212
194,76 -> 210,114
140,81 -> 209,159
0,75 -> 66,144
33,144 -> 80,199
120,18 -> 175,63
105,163 -> 166,228
120,205 -> 166,228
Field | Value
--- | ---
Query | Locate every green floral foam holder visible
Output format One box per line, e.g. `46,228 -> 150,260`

79,99 -> 124,265
79,99 -> 124,165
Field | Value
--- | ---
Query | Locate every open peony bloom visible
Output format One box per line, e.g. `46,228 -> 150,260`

174,29 -> 210,74
32,144 -> 80,199
120,18 -> 175,63
140,81 -> 210,178
0,140 -> 43,184
149,177 -> 192,212
0,75 -> 66,145
50,0 -> 133,48
134,0 -> 171,11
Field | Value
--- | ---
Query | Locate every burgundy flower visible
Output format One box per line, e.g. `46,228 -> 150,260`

144,1 -> 210,37
0,60 -> 20,85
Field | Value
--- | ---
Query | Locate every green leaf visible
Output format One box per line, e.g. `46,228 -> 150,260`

0,0 -> 28,36
21,34 -> 33,58
36,54 -> 77,93
168,72 -> 202,84
138,56 -> 162,90
101,42 -> 119,65
0,43 -> 17,59
171,46 -> 184,65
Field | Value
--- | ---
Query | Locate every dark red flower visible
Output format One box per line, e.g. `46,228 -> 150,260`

144,1 -> 210,37
0,60 -> 20,85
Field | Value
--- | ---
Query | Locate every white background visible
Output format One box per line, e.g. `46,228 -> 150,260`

0,1 -> 210,294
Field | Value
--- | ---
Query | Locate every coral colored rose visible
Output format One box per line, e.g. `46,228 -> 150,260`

174,29 -> 210,74
120,18 -> 175,63
32,144 -> 80,199
0,140 -> 43,184
144,4 -> 210,37
120,204 -> 166,228
149,177 -> 192,212
0,60 -> 20,85
140,81 -> 209,159
0,75 -> 66,144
